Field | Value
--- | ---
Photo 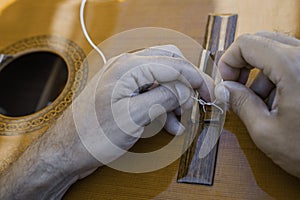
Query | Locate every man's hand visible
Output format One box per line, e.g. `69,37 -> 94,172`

215,31 -> 300,178
74,45 -> 214,164
0,45 -> 213,200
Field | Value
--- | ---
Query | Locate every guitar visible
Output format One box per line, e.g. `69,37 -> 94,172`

0,0 -> 299,199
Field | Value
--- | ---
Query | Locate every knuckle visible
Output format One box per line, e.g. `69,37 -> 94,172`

159,44 -> 180,51
287,47 -> 300,62
125,52 -> 137,61
276,47 -> 300,80
236,33 -> 252,43
113,53 -> 134,64
119,52 -> 132,59
255,31 -> 271,37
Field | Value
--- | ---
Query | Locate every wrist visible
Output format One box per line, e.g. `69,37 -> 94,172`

0,107 -> 101,199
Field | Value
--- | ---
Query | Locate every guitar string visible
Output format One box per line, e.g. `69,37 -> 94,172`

80,0 -> 107,64
80,1 -> 225,116
191,96 -> 224,115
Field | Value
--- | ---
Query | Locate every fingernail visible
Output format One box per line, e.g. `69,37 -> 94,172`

177,123 -> 186,135
215,83 -> 230,111
175,83 -> 190,105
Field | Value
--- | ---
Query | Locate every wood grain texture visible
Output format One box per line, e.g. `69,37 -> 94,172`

0,0 -> 300,199
177,14 -> 237,185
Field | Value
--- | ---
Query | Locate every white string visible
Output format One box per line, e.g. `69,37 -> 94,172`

191,96 -> 224,115
80,0 -> 107,64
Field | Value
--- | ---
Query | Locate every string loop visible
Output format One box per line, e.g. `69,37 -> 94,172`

80,0 -> 107,64
191,96 -> 224,115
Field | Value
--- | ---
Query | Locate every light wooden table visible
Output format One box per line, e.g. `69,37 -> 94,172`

0,0 -> 300,199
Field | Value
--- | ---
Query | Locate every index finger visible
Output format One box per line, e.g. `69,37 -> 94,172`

111,55 -> 214,101
219,34 -> 291,85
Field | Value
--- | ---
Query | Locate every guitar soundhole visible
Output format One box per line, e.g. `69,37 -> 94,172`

0,51 -> 68,117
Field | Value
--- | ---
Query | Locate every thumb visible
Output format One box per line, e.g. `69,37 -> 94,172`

215,81 -> 270,132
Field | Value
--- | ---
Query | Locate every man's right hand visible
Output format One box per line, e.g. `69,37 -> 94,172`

215,31 -> 300,178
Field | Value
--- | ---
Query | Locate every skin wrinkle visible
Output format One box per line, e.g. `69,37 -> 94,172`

234,42 -> 249,67
127,52 -> 210,93
0,107 -> 99,200
143,64 -> 157,84
97,100 -> 139,149
261,49 -> 287,85
44,171 -> 81,199
250,72 -> 275,100
235,35 -> 284,84
267,88 -> 276,110
0,45 -> 225,198
133,45 -> 184,58
111,63 -> 178,102
226,37 -> 281,89
275,82 -> 291,114
151,48 -> 181,58
37,113 -> 82,198
129,86 -> 179,127
132,71 -> 149,92
103,54 -> 131,81
231,88 -> 251,118
101,103 -> 141,148
118,62 -> 198,101
97,45 -> 203,147
0,30 -> 299,196
218,32 -> 300,179
113,61 -> 194,98
151,57 -> 202,88
10,146 -> 52,199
